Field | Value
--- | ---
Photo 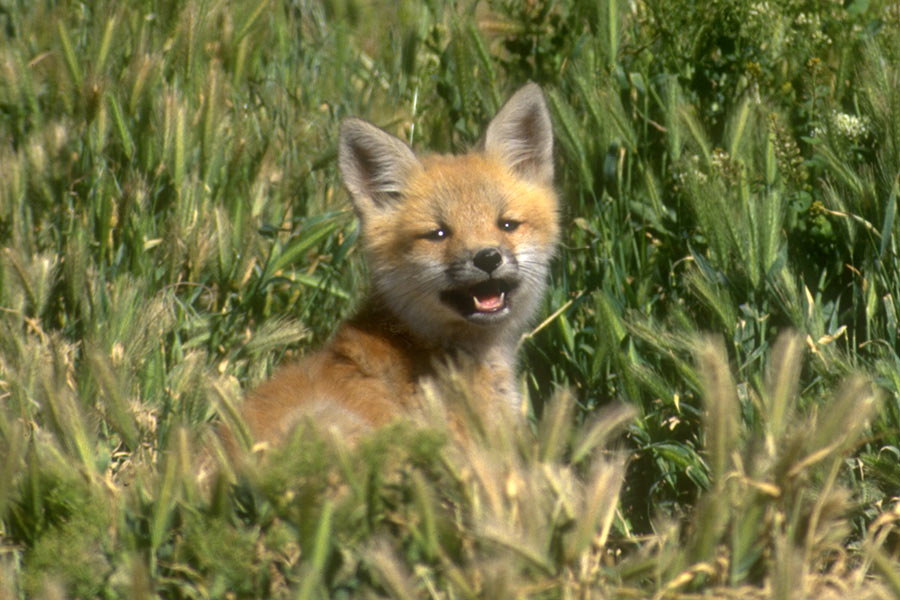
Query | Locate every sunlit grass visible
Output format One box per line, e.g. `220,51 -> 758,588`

2,0 -> 900,597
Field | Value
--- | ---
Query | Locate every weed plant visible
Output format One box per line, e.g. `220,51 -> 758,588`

2,0 -> 900,597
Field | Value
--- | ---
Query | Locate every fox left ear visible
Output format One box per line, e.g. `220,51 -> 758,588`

338,118 -> 421,218
482,82 -> 554,187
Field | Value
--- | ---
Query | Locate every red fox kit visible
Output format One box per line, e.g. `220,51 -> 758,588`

241,83 -> 559,444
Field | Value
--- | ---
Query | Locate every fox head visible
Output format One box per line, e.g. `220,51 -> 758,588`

338,83 -> 559,345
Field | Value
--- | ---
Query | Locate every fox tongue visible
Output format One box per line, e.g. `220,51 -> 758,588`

473,291 -> 505,312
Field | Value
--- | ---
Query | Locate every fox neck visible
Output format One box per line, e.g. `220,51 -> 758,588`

348,297 -> 525,413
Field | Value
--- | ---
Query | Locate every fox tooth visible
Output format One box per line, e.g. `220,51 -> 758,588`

474,291 -> 505,312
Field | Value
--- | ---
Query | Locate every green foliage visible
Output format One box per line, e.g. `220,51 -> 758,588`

2,0 -> 900,597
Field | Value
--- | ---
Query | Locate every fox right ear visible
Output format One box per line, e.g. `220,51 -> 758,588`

338,118 -> 421,216
483,82 -> 554,187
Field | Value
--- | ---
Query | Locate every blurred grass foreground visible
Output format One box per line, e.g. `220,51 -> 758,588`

3,0 -> 900,597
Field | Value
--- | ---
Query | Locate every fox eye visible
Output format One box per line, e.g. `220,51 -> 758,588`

421,227 -> 450,241
499,219 -> 522,232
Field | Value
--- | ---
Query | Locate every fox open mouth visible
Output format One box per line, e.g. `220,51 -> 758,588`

440,279 -> 517,319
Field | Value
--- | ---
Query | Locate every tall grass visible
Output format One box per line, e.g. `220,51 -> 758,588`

2,0 -> 900,597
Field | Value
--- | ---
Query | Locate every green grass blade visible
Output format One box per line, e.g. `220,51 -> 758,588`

878,175 -> 898,261
96,15 -> 117,74
107,92 -> 134,160
56,20 -> 82,88
297,500 -> 334,600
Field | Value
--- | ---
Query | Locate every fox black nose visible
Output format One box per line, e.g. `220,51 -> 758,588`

473,248 -> 503,273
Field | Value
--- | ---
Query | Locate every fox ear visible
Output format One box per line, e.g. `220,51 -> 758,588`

338,118 -> 421,216
483,82 -> 554,186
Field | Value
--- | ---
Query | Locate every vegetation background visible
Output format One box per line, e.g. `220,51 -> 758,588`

2,0 -> 900,597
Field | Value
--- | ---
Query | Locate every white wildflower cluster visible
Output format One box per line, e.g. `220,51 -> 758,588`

812,110 -> 873,144
745,2 -> 780,47
794,12 -> 832,46
833,111 -> 872,141
748,2 -> 771,19
672,154 -> 708,188
794,12 -> 818,26
711,148 -> 731,171
744,3 -> 844,62
671,149 -> 738,190
884,3 -> 900,24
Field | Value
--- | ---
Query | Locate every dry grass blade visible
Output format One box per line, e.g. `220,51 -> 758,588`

764,331 -> 804,445
696,333 -> 739,485
810,376 -> 879,458
365,539 -> 420,600
87,346 -> 139,451
537,388 -> 575,463
571,402 -> 635,465
571,456 -> 626,554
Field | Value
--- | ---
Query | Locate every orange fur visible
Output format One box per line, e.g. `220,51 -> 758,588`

238,83 -> 560,446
